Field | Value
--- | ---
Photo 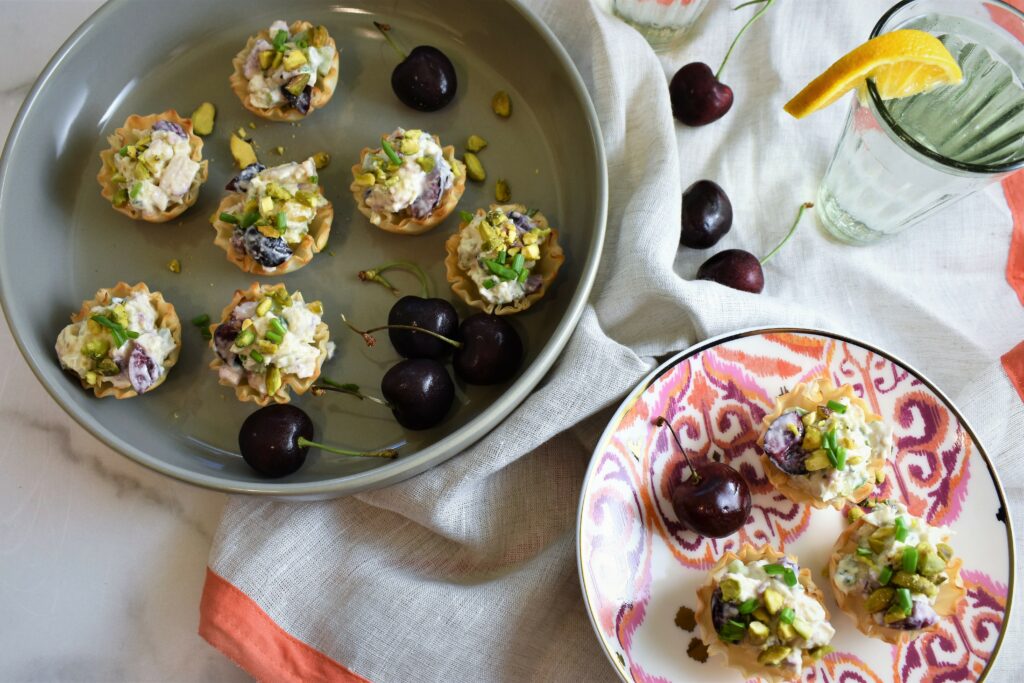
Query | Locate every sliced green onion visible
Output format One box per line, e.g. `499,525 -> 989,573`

268,318 -> 287,337
219,212 -> 240,224
518,269 -> 528,284
718,620 -> 747,642
856,547 -> 873,557
240,210 -> 260,228
826,428 -> 838,450
484,260 -> 518,280
118,145 -> 129,157
738,598 -> 759,615
265,330 -> 284,344
878,566 -> 893,585
126,330 -> 139,339
834,446 -> 846,471
497,250 -> 507,265
200,328 -> 212,341
380,137 -> 401,164
779,607 -> 795,624
272,29 -> 288,51
512,252 -> 525,272
894,516 -> 909,542
249,350 -> 265,363
309,174 -> 318,184
482,278 -> 497,289
826,448 -> 839,469
764,563 -> 786,576
459,210 -> 474,223
784,568 -> 797,587
276,211 -> 288,230
129,182 -> 143,200
902,546 -> 919,573
191,313 -> 210,327
826,400 -> 847,413
895,587 -> 912,614
90,314 -> 134,348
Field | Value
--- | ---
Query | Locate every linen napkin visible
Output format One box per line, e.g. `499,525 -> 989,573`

200,0 -> 1024,680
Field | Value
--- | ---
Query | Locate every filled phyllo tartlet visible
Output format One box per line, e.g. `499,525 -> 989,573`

55,282 -> 181,398
697,544 -> 835,682
758,379 -> 892,509
828,500 -> 965,644
97,112 -> 208,222
209,283 -> 332,405
230,20 -> 339,121
444,204 -> 564,315
211,158 -> 332,275
350,127 -> 465,234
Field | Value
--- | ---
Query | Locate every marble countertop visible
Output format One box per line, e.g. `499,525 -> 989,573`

0,4 -> 248,679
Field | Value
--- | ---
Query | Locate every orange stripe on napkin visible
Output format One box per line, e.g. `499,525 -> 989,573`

1001,341 -> 1024,403
199,567 -> 370,683
1004,172 -> 1024,306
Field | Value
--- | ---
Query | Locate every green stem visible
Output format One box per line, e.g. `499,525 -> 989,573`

654,416 -> 701,483
340,314 -> 462,350
372,21 -> 407,60
296,436 -> 398,459
760,202 -> 813,266
716,0 -> 776,80
311,379 -> 391,409
358,260 -> 432,298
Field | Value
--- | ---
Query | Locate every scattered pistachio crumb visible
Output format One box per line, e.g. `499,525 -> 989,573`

687,638 -> 709,663
491,90 -> 511,118
236,126 -> 249,139
190,102 -> 216,136
312,151 -> 331,169
464,152 -> 486,182
495,179 -> 511,202
248,122 -> 256,129
674,606 -> 696,632
273,146 -> 285,155
167,258 -> 181,273
466,134 -> 488,152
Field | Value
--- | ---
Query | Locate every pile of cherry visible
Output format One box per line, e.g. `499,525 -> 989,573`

239,291 -> 523,477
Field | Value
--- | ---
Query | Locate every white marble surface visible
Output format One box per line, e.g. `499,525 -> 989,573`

0,5 -> 248,679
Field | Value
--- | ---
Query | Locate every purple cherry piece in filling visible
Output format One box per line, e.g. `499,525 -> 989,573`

885,600 -> 938,630
763,411 -> 808,475
152,120 -> 187,139
710,588 -> 740,632
225,163 -> 267,192
213,319 -> 242,363
128,344 -> 161,393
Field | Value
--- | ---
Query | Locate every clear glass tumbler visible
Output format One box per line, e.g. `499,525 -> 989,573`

612,0 -> 712,50
817,0 -> 1024,244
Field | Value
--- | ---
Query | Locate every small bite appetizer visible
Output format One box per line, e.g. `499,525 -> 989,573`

697,545 -> 835,682
758,378 -> 892,509
97,112 -> 208,222
209,283 -> 332,406
828,500 -> 965,643
230,20 -> 339,120
55,282 -> 181,398
211,158 -> 332,275
443,204 -> 564,315
350,127 -> 465,234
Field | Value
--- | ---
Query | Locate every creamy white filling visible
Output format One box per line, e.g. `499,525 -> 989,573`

362,129 -> 449,218
114,129 -> 199,215
244,22 -> 336,110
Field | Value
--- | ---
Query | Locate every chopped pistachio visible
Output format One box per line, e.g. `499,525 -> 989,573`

777,622 -> 796,643
353,172 -> 376,187
865,587 -> 895,613
809,645 -> 834,661
236,127 -> 249,140
265,367 -> 282,395
112,188 -> 129,207
85,371 -> 98,386
805,450 -> 830,471
234,328 -> 256,348
464,152 -> 486,182
719,577 -> 742,602
270,50 -> 284,71
271,287 -> 291,306
416,156 -> 435,173
757,645 -> 791,666
230,134 -> 258,169
466,134 -> 488,152
259,196 -> 275,216
522,243 -> 540,261
256,298 -> 273,317
495,179 -> 511,202
762,588 -> 783,615
308,301 -> 323,315
802,426 -> 822,451
400,138 -> 420,155
752,606 -> 772,623
258,50 -> 275,70
892,571 -> 939,597
868,526 -> 895,554
876,469 -> 887,484
282,49 -> 307,70
936,543 -> 954,561
285,73 -> 310,96
241,318 -> 254,330
848,506 -> 865,524
884,604 -> 909,624
792,618 -> 813,640
747,621 -> 769,644
191,102 -> 216,136
257,225 -> 279,238
110,304 -> 128,328
256,339 -> 279,355
266,183 -> 293,201
312,151 -> 331,169
273,146 -> 285,156
97,358 -> 120,376
167,258 -> 181,273
82,338 -> 109,360
491,90 -> 512,118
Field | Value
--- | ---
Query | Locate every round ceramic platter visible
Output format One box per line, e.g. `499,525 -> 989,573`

577,328 -> 1014,682
0,0 -> 606,497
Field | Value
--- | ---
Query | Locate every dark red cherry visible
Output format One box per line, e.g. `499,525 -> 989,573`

697,249 -> 764,293
670,63 -> 734,127
388,296 -> 459,359
375,23 -> 456,112
670,461 -> 752,538
238,404 -> 313,478
681,180 -> 732,249
381,358 -> 455,430
453,314 -> 523,385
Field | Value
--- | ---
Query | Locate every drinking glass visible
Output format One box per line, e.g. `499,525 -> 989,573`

817,0 -> 1024,244
612,0 -> 712,50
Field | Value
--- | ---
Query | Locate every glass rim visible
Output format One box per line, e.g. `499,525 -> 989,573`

867,0 -> 1024,176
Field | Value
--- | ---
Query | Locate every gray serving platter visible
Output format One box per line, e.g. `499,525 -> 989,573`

0,0 -> 606,498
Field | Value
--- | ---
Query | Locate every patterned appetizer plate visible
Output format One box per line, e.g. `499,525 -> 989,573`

577,328 -> 1014,682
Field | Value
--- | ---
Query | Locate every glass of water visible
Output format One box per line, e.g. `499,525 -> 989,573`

612,0 -> 711,50
818,0 -> 1024,244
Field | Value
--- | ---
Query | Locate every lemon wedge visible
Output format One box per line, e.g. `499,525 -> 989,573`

784,29 -> 963,119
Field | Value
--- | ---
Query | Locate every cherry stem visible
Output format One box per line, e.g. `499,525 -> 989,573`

296,436 -> 398,459
311,378 -> 391,409
654,416 -> 701,483
373,21 -> 407,60
358,260 -> 431,298
716,0 -> 776,80
340,313 -> 463,349
760,201 -> 813,266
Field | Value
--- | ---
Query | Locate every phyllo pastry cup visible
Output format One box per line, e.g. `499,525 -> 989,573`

758,378 -> 891,510
696,544 -> 834,683
97,111 -> 208,223
229,20 -> 340,122
350,130 -> 466,235
827,501 -> 966,644
208,282 -> 331,406
444,204 -> 565,315
55,282 -> 181,399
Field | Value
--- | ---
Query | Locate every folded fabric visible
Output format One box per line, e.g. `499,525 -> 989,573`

200,0 -> 1024,680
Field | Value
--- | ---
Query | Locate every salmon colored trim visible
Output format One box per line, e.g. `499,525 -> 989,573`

1001,341 -> 1024,404
199,567 -> 370,683
1004,172 -> 1024,307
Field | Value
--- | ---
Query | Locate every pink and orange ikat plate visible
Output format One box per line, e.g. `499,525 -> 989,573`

577,328 -> 1014,682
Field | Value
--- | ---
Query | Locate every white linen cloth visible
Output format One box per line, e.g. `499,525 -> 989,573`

208,1 -> 1023,680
